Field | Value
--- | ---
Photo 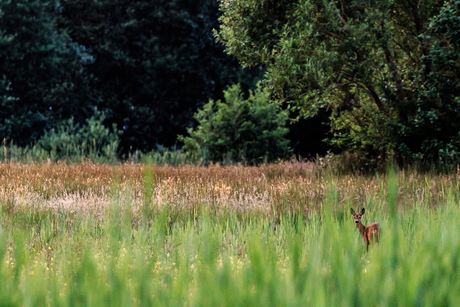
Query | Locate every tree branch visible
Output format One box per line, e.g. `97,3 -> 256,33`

364,83 -> 386,113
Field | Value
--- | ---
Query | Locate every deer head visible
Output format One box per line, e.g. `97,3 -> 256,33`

350,207 -> 365,225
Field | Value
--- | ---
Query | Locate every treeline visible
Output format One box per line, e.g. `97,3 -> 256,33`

0,0 -> 330,163
0,0 -> 282,159
0,0 -> 264,150
3,0 -> 460,166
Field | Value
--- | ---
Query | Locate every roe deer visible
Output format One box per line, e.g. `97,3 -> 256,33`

350,208 -> 379,252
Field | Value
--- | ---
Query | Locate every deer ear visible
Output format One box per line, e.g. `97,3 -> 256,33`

361,208 -> 365,215
350,208 -> 355,215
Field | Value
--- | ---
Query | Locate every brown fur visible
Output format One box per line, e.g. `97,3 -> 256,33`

350,208 -> 379,252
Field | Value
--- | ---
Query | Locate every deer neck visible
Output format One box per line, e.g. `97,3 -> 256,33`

356,221 -> 367,237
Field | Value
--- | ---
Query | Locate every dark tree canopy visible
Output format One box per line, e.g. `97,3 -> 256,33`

397,0 -> 460,162
1,0 -> 262,153
0,0 -> 96,146
56,0 -> 262,152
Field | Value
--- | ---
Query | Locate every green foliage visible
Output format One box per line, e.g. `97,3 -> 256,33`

57,0 -> 262,152
216,0 -> 454,163
0,0 -> 96,146
138,147 -> 189,166
180,84 -> 290,163
36,113 -> 122,162
396,0 -> 460,163
0,77 -> 19,140
0,0 -> 262,154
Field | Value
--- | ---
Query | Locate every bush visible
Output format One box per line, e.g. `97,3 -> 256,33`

36,112 -> 122,162
180,84 -> 290,164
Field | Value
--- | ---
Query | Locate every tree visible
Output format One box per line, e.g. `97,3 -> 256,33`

216,0 -> 446,162
397,0 -> 460,162
57,0 -> 262,153
180,84 -> 290,163
0,0 -> 96,146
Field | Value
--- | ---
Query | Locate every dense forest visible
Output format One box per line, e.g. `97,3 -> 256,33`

0,0 -> 257,151
0,0 -> 330,161
1,0 -> 460,165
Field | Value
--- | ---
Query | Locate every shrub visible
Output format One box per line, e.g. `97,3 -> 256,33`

180,84 -> 290,164
37,112 -> 122,162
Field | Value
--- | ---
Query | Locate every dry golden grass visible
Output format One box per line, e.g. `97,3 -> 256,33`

1,161 -> 458,221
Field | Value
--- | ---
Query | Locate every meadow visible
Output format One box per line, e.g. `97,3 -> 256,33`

0,161 -> 459,306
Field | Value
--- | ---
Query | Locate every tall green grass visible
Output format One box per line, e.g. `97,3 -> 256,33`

1,169 -> 460,306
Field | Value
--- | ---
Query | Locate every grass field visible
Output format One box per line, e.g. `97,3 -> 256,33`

1,161 -> 460,306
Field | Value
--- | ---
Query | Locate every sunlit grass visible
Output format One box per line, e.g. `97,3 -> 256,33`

0,162 -> 459,305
